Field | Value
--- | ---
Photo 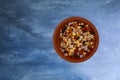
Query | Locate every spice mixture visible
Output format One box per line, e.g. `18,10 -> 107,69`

60,21 -> 95,58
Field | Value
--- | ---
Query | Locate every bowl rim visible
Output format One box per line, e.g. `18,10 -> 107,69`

53,16 -> 99,63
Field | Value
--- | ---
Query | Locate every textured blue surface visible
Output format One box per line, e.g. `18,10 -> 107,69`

0,0 -> 120,80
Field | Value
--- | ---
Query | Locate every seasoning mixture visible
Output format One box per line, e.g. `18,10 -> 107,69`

60,21 -> 95,58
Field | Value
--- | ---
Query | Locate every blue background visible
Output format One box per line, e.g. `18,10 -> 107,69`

0,0 -> 120,80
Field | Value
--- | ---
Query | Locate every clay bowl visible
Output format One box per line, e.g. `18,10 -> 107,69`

53,16 -> 99,63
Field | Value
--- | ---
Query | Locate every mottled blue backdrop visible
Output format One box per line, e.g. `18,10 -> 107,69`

0,0 -> 120,80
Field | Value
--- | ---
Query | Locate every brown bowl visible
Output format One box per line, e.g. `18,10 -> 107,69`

53,16 -> 99,63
